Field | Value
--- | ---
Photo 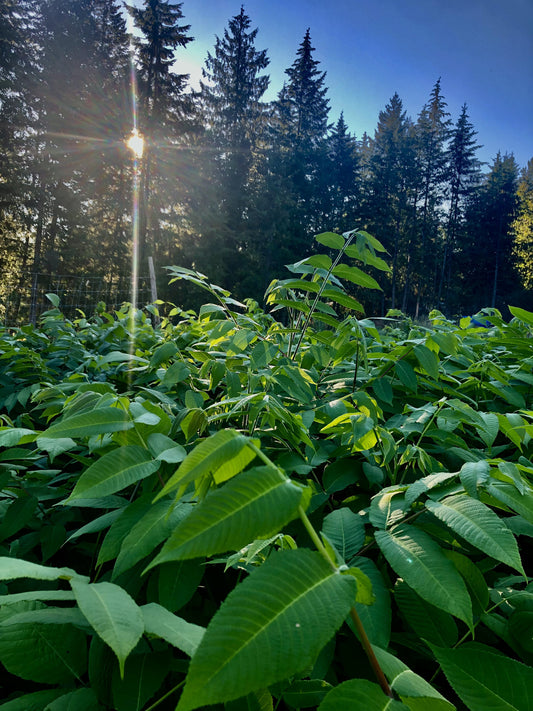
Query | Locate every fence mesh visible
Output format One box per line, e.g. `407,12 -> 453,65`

1,272 -> 153,327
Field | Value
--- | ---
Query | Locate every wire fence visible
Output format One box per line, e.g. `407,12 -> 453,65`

1,271 -> 154,327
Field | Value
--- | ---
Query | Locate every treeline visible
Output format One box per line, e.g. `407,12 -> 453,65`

1,0 -> 531,318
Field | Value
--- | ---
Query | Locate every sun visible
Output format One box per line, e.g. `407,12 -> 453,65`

126,128 -> 144,158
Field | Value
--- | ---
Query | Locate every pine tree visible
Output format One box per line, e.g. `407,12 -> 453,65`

438,103 -> 481,309
194,6 -> 270,291
511,159 -> 533,294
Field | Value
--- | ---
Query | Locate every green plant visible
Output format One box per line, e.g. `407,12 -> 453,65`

0,231 -> 532,710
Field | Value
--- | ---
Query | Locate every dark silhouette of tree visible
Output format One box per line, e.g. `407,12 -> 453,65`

511,159 -> 533,296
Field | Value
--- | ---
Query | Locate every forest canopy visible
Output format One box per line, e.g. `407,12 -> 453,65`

0,0 -> 531,323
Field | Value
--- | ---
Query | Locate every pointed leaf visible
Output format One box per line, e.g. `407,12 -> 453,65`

67,446 -> 160,501
322,507 -> 365,561
148,467 -> 305,567
430,642 -> 533,711
426,495 -> 524,573
156,430 -> 257,499
332,264 -> 381,290
177,549 -> 356,711
71,580 -> 143,677
315,232 -> 345,249
413,345 -> 440,380
395,580 -> 458,647
141,603 -> 205,657
41,408 -> 133,439
113,501 -> 192,578
375,525 -> 472,626
487,481 -> 533,524
460,461 -> 490,498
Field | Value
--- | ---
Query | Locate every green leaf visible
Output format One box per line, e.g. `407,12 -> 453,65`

157,559 -> 204,612
66,446 -> 160,501
318,679 -> 406,710
413,345 -> 440,380
302,254 -> 333,270
0,689 -> 65,711
156,430 -> 257,499
71,580 -> 143,678
509,305 -> 533,326
148,467 -> 304,567
0,557 -> 88,583
321,289 -> 364,312
394,361 -> 418,392
0,615 -> 87,684
487,481 -> 533,524
283,679 -> 333,709
375,525 -> 472,626
40,408 -> 134,439
112,651 -> 171,711
426,495 -> 524,573
150,341 -> 178,367
315,231 -> 345,249
430,642 -> 533,711
141,602 -> 205,657
373,646 -> 455,710
177,549 -> 356,711
460,461 -> 490,498
322,507 -> 365,561
113,500 -> 192,578
332,264 -> 381,290
442,550 -> 490,614
43,688 -> 98,711
394,580 -> 458,647
349,557 -> 391,648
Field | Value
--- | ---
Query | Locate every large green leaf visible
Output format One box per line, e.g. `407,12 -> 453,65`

318,679 -> 406,710
426,495 -> 524,573
349,557 -> 391,648
0,689 -> 65,711
147,466 -> 305,568
44,688 -> 99,711
315,231 -> 345,249
177,549 -> 356,711
430,642 -> 533,711
40,408 -> 133,439
394,580 -> 458,647
0,616 -> 87,684
112,651 -> 171,711
487,481 -> 533,524
66,446 -> 160,501
156,430 -> 257,499
71,580 -> 144,677
413,344 -> 440,380
141,602 -> 205,657
332,264 -> 381,290
113,500 -> 191,578
375,525 -> 472,626
0,557 -> 88,583
322,507 -> 365,562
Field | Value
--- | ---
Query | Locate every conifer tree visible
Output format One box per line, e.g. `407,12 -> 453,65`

412,79 -> 451,312
126,0 -> 195,269
511,159 -> 533,294
366,93 -> 417,310
327,113 -> 360,233
438,103 -> 481,308
463,152 -> 518,310
194,7 -> 270,291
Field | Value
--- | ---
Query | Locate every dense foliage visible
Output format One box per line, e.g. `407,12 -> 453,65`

0,0 -> 532,323
0,229 -> 532,710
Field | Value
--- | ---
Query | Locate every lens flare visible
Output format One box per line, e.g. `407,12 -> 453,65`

126,128 -> 144,158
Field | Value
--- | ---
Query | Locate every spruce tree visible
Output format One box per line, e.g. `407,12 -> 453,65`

194,7 -> 270,292
327,112 -> 360,233
412,79 -> 451,312
366,93 -> 417,310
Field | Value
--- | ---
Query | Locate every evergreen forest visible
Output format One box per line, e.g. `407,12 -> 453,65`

0,0 -> 531,323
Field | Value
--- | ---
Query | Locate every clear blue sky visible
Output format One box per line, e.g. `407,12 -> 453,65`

128,0 -> 533,170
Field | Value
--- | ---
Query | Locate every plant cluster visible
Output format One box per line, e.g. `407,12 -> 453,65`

0,230 -> 532,710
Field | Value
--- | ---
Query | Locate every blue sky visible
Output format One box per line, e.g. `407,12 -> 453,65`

128,0 -> 533,169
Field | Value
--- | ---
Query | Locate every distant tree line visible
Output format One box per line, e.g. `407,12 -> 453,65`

1,0 -> 531,319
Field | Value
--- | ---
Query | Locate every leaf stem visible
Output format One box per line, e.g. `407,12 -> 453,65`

349,607 -> 394,698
